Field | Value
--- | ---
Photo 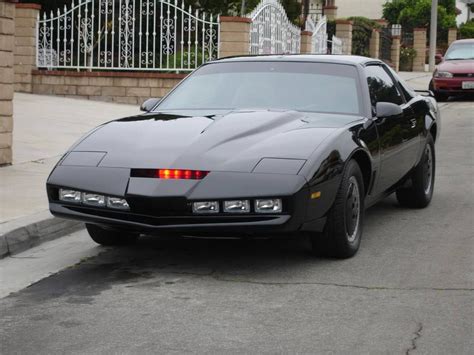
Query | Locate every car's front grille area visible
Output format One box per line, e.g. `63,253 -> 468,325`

453,73 -> 474,78
65,205 -> 281,226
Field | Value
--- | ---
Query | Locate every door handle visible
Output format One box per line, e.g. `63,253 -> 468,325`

410,119 -> 417,128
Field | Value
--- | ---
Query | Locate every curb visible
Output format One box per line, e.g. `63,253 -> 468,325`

0,211 -> 84,259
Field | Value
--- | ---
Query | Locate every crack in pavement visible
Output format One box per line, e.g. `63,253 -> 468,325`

137,269 -> 473,292
406,322 -> 423,355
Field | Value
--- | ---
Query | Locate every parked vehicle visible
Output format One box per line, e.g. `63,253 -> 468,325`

430,39 -> 474,101
47,55 -> 440,258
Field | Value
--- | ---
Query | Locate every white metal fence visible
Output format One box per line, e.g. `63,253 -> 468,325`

37,0 -> 220,71
305,16 -> 327,54
330,35 -> 343,54
248,0 -> 301,55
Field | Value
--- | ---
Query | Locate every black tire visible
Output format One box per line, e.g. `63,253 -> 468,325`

311,160 -> 365,259
86,224 -> 139,246
429,80 -> 449,102
434,91 -> 449,102
396,134 -> 435,208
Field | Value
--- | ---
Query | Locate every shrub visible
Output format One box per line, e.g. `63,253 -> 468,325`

459,20 -> 474,39
399,46 -> 417,71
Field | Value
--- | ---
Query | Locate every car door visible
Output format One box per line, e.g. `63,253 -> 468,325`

365,64 -> 419,194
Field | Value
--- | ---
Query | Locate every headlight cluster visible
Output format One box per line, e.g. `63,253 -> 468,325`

192,199 -> 282,214
434,71 -> 453,78
59,189 -> 130,210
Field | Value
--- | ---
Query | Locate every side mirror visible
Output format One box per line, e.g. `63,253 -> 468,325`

435,55 -> 443,65
375,102 -> 403,119
140,98 -> 161,112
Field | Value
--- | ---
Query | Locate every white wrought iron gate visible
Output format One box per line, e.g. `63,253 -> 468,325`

248,0 -> 301,55
305,16 -> 327,54
37,0 -> 220,71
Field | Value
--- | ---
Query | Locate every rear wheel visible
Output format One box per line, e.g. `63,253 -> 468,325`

86,224 -> 139,246
311,160 -> 365,259
396,135 -> 435,208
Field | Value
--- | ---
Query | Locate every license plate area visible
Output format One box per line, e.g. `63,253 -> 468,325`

462,81 -> 474,89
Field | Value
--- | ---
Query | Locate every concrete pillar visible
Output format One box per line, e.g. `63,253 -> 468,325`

335,19 -> 353,55
369,29 -> 380,59
413,28 -> 427,72
218,16 -> 251,58
300,31 -> 313,54
14,3 -> 40,93
391,35 -> 401,72
448,28 -> 458,46
323,5 -> 338,21
0,0 -> 16,166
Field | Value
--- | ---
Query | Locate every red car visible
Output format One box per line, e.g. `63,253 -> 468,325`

430,39 -> 474,101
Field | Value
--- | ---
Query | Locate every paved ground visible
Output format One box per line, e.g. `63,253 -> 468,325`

0,92 -> 472,353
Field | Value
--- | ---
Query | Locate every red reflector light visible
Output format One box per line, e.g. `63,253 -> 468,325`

157,169 -> 208,180
131,169 -> 209,180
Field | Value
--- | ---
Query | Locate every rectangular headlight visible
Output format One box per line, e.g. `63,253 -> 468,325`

106,197 -> 130,210
224,200 -> 250,213
59,189 -> 81,203
255,199 -> 282,213
192,201 -> 219,214
82,193 -> 106,207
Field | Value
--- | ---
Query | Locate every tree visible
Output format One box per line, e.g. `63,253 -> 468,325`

382,0 -> 457,33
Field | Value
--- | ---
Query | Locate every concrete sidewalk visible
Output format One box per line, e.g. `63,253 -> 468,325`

0,71 -> 432,257
0,94 -> 138,256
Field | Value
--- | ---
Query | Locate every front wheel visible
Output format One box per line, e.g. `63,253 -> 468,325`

396,135 -> 435,208
310,160 -> 365,259
86,224 -> 139,246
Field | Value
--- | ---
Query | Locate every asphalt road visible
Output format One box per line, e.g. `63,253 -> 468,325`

1,99 -> 473,354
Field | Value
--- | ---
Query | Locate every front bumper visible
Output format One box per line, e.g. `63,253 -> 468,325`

48,188 -> 313,237
46,166 -> 332,236
432,77 -> 474,94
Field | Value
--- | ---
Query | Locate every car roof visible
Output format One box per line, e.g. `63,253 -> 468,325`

451,38 -> 474,44
214,54 -> 381,66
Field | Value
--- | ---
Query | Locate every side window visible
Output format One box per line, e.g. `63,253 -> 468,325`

365,65 -> 404,107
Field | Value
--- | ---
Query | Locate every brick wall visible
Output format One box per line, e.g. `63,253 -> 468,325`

32,71 -> 187,105
0,0 -> 16,166
14,3 -> 40,93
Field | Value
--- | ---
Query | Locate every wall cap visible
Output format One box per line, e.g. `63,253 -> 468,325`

335,19 -> 353,25
32,70 -> 188,80
323,6 -> 338,10
301,30 -> 312,36
392,35 -> 401,40
16,3 -> 41,10
414,27 -> 427,32
220,16 -> 252,23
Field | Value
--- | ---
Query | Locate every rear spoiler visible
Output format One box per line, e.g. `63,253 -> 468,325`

415,90 -> 434,97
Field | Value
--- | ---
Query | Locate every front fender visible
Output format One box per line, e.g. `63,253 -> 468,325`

298,123 -> 378,222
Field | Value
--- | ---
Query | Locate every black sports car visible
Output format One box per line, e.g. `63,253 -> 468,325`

47,55 -> 440,258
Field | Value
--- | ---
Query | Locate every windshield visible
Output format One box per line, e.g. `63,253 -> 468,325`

445,42 -> 474,60
156,61 -> 362,115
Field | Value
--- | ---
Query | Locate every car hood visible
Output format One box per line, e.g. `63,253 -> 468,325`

69,110 -> 360,173
437,59 -> 474,74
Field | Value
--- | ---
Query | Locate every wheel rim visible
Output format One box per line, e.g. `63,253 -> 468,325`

423,144 -> 433,195
345,176 -> 361,243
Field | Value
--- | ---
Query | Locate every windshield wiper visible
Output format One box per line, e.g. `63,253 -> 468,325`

446,58 -> 472,60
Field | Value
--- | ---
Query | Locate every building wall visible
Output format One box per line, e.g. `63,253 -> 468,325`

336,0 -> 391,20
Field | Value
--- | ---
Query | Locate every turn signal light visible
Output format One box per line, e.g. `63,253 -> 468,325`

131,169 -> 209,180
